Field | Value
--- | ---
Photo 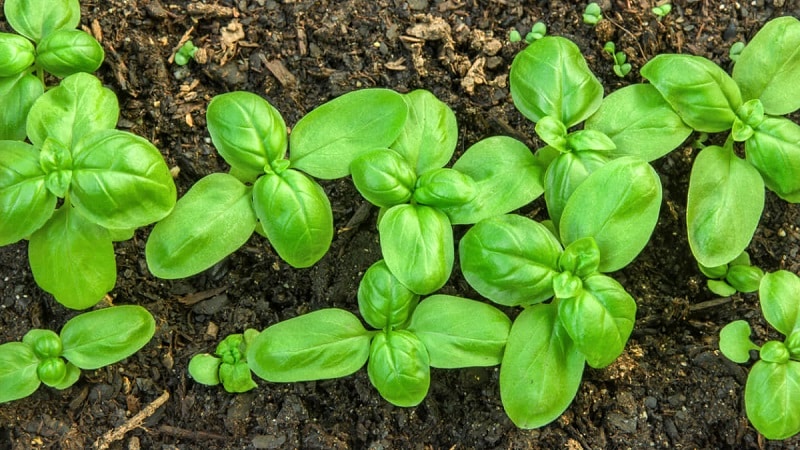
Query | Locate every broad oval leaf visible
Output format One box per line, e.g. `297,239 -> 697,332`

367,330 -> 430,407
759,271 -> 800,337
27,72 -> 118,149
544,150 -> 609,229
442,136 -> 543,225
746,117 -> 800,203
412,168 -> 476,208
557,274 -> 636,368
61,305 -> 155,369
584,84 -> 692,161
379,204 -> 453,295
146,173 -> 257,279
733,16 -> 800,116
252,169 -> 333,268
719,320 -> 758,364
407,294 -> 511,368
29,206 -> 115,310
0,32 -> 35,77
206,91 -> 288,177
350,149 -> 416,208
391,89 -> 458,175
36,29 -> 104,77
290,89 -> 408,179
459,214 -> 562,307
500,303 -> 585,429
0,342 -> 41,404
560,157 -> 662,272
0,72 -> 44,141
70,129 -> 177,229
357,260 -> 419,330
641,54 -> 741,133
187,354 -> 222,386
4,0 -> 80,43
686,145 -> 764,268
745,360 -> 800,440
0,141 -> 55,245
510,36 -> 603,127
247,308 -> 371,382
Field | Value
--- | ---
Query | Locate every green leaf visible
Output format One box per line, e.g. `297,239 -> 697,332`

584,84 -> 692,161
459,214 -> 562,306
391,89 -> 458,175
23,329 -> 62,359
0,71 -> 43,140
760,271 -> 800,337
560,157 -> 662,272
686,145 -> 764,268
407,294 -> 511,368
0,141 -> 55,245
0,32 -> 36,77
39,137 -> 73,197
350,149 -> 416,208
252,169 -> 333,268
746,117 -> 800,203
557,274 -> 636,368
708,279 -> 737,297
61,305 -> 155,369
733,16 -> 800,116
51,362 -> 80,390
412,168 -> 477,208
188,354 -> 222,386
357,260 -> 419,330
27,72 -> 118,149
69,129 -> 176,229
0,342 -> 41,403
379,204 -> 453,295
367,330 -> 430,407
719,320 -> 758,364
535,116 -> 568,151
35,29 -> 104,77
745,360 -> 800,440
544,150 -> 609,229
500,303 -> 585,429
219,362 -> 258,393
641,54 -> 741,132
510,36 -> 603,127
442,136 -> 543,225
36,357 -> 68,387
29,206 -> 115,309
558,237 -> 601,278
247,308 -> 371,382
145,173 -> 257,279
4,0 -> 80,43
726,264 -> 763,293
206,91 -> 288,177
290,89 -> 408,179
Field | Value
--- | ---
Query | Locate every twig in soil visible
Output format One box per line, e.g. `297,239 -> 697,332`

688,296 -> 732,312
177,285 -> 229,306
158,424 -> 228,441
603,16 -> 647,60
92,390 -> 170,450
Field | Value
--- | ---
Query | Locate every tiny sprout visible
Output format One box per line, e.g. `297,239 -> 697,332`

175,40 -> 198,66
509,29 -> 522,43
652,3 -> 672,18
525,22 -> 547,43
583,3 -> 603,25
603,42 -> 631,78
729,41 -> 746,62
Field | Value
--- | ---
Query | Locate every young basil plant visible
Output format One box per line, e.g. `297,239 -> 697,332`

719,270 -> 800,440
0,0 -> 104,140
0,73 -> 176,309
188,329 -> 259,393
698,251 -> 764,297
641,16 -> 800,267
0,305 -> 155,403
146,89 -> 408,278
244,260 -> 511,407
350,90 -> 542,295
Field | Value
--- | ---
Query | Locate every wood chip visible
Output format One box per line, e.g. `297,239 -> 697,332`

263,58 -> 298,89
177,285 -> 229,305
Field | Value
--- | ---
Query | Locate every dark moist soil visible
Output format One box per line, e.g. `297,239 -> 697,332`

3,0 -> 800,449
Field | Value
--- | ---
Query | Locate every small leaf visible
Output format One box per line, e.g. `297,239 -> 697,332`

726,264 -> 763,293
719,320 -> 758,364
0,141 -> 55,245
4,0 -> 81,42
350,149 -> 416,208
413,168 -> 477,208
188,354 -> 222,386
36,29 -> 104,77
0,72 -> 44,141
746,117 -> 800,203
558,237 -> 601,278
745,360 -> 800,439
0,32 -> 36,77
0,342 -> 41,404
367,330 -> 430,407
707,279 -> 737,297
391,89 -> 458,175
759,271 -> 800,337
218,362 -> 258,393
357,260 -> 419,330
544,150 -> 609,229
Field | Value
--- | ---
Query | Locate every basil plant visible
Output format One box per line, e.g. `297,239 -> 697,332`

146,89 -> 408,278
245,260 -> 511,407
350,89 -> 544,294
641,16 -> 800,268
509,35 -> 690,230
189,329 -> 259,394
0,73 -> 177,309
719,270 -> 800,440
459,156 -> 662,429
0,0 -> 105,140
0,305 -> 156,403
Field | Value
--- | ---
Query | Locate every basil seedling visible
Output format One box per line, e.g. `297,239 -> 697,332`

698,251 -> 764,297
719,271 -> 800,440
188,329 -> 259,393
0,0 -> 104,140
146,89 -> 408,278
0,305 -> 155,403
0,73 -> 176,309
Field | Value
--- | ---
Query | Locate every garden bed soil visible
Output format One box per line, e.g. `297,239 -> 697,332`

3,0 -> 800,448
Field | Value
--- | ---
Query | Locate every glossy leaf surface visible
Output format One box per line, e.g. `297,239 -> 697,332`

745,360 -> 800,440
719,320 -> 759,364
0,342 -> 40,403
367,330 -> 430,407
4,0 -> 80,42
350,149 -> 416,208
759,271 -> 800,337
0,32 -> 35,77
746,117 -> 800,203
0,72 -> 43,140
0,141 -> 55,245
36,29 -> 104,77
391,89 -> 458,175
357,260 -> 419,330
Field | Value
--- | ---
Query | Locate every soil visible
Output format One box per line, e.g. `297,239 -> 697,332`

2,0 -> 800,449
